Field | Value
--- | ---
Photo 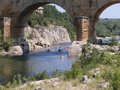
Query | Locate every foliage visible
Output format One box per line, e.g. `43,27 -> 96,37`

0,31 -> 14,52
64,43 -> 105,80
28,5 -> 76,40
64,62 -> 83,80
103,65 -> 120,90
108,36 -> 118,46
0,30 -> 4,50
31,71 -> 48,80
81,41 -> 91,57
101,52 -> 120,90
96,21 -> 120,37
1,71 -> 49,89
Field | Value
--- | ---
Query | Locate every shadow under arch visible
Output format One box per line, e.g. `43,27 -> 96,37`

93,2 -> 120,22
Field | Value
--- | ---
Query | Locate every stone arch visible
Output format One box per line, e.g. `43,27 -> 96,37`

17,1 -> 67,24
94,2 -> 120,22
10,0 -> 70,41
86,2 -> 120,43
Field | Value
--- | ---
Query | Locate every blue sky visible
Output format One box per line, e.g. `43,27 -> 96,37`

100,3 -> 120,18
53,3 -> 120,18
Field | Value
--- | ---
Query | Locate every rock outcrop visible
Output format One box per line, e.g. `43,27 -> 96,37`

68,41 -> 120,57
68,41 -> 87,57
23,26 -> 71,52
24,26 -> 71,46
8,46 -> 23,56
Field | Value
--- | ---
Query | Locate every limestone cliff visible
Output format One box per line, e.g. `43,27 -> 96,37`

24,26 -> 71,46
22,26 -> 71,53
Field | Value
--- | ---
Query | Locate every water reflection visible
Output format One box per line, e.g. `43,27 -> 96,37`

0,55 -> 29,85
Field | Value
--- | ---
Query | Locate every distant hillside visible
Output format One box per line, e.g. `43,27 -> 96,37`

27,5 -> 76,41
96,20 -> 120,37
100,18 -> 120,21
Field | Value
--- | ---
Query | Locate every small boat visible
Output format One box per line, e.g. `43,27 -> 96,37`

64,48 -> 68,50
60,55 -> 64,59
51,49 -> 54,51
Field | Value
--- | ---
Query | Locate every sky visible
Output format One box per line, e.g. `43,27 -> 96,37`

53,3 -> 120,18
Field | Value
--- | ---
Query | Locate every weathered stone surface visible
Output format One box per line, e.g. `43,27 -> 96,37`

67,41 -> 87,57
24,26 -> 71,46
81,75 -> 88,82
97,82 -> 109,88
52,82 -> 59,87
81,75 -> 92,84
35,86 -> 42,90
8,46 -> 23,56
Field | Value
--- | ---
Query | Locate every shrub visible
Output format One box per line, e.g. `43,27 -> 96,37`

109,36 -> 118,46
103,67 -> 120,90
0,31 -> 14,52
64,62 -> 83,80
31,71 -> 48,80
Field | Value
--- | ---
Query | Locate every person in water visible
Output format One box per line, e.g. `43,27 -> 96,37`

47,49 -> 50,52
58,48 -> 62,53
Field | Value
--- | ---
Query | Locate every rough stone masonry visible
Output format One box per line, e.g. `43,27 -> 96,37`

0,0 -> 119,43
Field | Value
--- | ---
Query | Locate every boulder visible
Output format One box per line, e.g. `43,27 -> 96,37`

52,82 -> 59,87
68,41 -> 87,56
68,45 -> 82,56
8,46 -> 23,56
81,75 -> 92,83
112,46 -> 119,51
97,82 -> 109,88
35,86 -> 42,90
81,75 -> 88,81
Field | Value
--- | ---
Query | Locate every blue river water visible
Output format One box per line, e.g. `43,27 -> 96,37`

0,42 -> 77,85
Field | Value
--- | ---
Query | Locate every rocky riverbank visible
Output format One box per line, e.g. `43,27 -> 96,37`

68,41 -> 120,57
13,66 -> 110,90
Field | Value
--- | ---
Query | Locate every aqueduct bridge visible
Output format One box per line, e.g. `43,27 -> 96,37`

0,0 -> 119,42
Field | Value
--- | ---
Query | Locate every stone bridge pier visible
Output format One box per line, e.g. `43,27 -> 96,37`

0,17 -> 25,42
73,16 -> 96,42
10,25 -> 25,42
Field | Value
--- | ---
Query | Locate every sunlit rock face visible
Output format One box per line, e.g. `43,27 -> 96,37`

8,46 -> 23,56
24,26 -> 71,46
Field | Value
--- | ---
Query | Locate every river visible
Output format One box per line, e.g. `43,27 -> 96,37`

0,42 -> 78,85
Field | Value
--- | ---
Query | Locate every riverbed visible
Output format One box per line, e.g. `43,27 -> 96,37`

0,42 -> 78,85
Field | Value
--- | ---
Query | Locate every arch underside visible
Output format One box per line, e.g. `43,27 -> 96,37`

18,1 -> 66,24
18,2 -> 49,24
